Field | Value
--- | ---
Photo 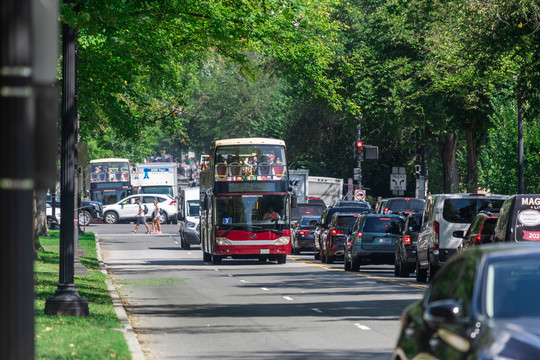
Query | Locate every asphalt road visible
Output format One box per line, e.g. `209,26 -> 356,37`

91,223 -> 427,360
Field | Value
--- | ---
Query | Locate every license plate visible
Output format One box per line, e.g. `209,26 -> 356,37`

379,238 -> 392,244
260,249 -> 270,254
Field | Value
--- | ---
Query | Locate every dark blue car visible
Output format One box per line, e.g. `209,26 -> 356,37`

344,214 -> 405,271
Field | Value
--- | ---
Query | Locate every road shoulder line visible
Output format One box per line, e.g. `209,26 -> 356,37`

95,233 -> 146,360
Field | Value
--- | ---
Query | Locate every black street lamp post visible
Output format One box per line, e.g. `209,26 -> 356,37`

44,16 -> 89,317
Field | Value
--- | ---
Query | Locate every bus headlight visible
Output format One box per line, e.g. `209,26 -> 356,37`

216,237 -> 232,246
274,237 -> 290,245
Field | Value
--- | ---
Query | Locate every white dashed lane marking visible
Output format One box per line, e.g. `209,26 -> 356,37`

311,308 -> 323,313
260,287 -> 270,291
354,323 -> 371,330
283,296 -> 294,301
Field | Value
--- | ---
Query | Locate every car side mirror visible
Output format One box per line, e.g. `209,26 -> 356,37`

424,299 -> 464,326
453,230 -> 465,238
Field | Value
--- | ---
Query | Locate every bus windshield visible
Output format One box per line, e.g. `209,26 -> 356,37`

215,195 -> 290,231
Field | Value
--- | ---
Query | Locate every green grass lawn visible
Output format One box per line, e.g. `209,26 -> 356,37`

35,230 -> 131,359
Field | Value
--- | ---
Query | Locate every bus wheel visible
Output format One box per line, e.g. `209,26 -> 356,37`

212,255 -> 222,265
203,251 -> 212,262
277,254 -> 287,264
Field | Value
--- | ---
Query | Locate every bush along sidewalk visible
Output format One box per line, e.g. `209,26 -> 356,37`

35,230 -> 131,359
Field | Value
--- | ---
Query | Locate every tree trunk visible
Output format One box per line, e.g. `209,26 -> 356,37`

428,130 -> 459,193
33,190 -> 47,254
464,119 -> 488,193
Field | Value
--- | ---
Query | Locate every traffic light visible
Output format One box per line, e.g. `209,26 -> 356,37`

355,140 -> 364,160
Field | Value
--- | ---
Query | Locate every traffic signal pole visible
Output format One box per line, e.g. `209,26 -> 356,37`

355,124 -> 363,190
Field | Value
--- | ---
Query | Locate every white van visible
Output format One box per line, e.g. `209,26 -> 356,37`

178,187 -> 200,249
415,193 -> 509,282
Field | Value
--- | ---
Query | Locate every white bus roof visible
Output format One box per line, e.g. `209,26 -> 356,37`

90,158 -> 130,163
215,138 -> 285,147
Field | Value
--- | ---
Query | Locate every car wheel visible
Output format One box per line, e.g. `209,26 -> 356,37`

416,259 -> 428,283
203,251 -> 212,262
351,256 -> 360,272
212,254 -> 222,265
293,247 -> 300,255
104,212 -> 118,224
326,253 -> 335,264
314,250 -> 320,260
160,212 -> 168,224
394,252 -> 400,276
79,210 -> 91,227
428,260 -> 438,282
398,259 -> 410,278
181,237 -> 191,250
344,254 -> 351,271
277,254 -> 287,264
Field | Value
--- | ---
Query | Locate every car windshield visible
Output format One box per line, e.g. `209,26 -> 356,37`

443,198 -> 506,223
187,200 -> 199,217
485,258 -> 540,318
363,217 -> 403,234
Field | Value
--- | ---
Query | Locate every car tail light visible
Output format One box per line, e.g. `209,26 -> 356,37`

330,229 -> 344,235
305,211 -> 311,214
474,234 -> 482,245
404,198 -> 411,200
433,221 -> 440,248
169,200 -> 176,206
298,230 -> 311,235
403,235 -> 411,245
384,207 -> 389,214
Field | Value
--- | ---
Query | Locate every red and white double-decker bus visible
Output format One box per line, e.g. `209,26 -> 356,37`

200,138 -> 295,264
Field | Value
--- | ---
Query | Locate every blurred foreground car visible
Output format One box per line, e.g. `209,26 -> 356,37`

393,244 -> 540,360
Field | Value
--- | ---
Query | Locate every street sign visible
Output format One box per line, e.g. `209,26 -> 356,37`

390,174 -> 406,191
347,178 -> 354,199
354,189 -> 366,201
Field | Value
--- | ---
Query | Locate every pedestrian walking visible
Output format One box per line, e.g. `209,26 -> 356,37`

133,198 -> 150,234
151,198 -> 162,234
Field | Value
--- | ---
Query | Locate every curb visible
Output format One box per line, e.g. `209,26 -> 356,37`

95,234 -> 146,360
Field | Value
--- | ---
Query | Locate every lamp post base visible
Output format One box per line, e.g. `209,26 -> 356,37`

44,283 -> 89,317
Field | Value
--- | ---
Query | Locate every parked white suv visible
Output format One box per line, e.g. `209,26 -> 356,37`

415,193 -> 509,282
103,194 -> 177,224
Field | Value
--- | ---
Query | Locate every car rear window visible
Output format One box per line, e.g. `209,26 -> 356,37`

386,199 -> 424,212
443,198 -> 506,223
362,217 -> 403,234
335,216 -> 358,228
300,217 -> 319,226
292,205 -> 325,220
481,218 -> 498,236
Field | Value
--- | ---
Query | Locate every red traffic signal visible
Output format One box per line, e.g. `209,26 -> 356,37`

355,141 -> 364,153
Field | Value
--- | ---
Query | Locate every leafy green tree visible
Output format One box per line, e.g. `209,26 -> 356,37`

479,91 -> 540,194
